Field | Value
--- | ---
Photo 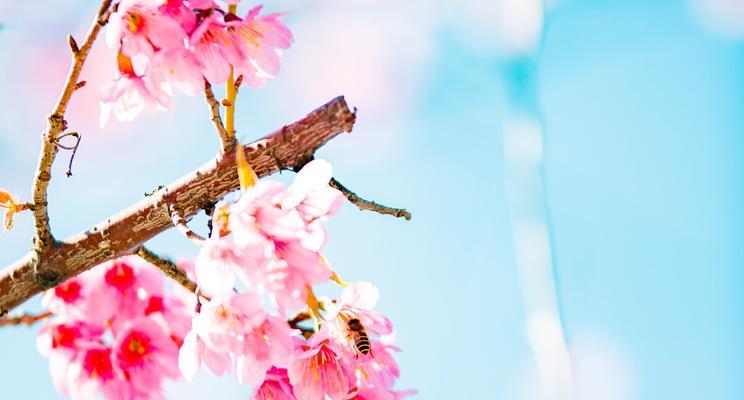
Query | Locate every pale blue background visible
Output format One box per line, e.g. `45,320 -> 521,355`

1,0 -> 743,399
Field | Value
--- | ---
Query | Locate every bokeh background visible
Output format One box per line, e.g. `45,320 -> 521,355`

1,0 -> 744,398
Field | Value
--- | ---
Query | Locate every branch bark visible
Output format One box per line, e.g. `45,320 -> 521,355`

31,0 -> 112,250
0,96 -> 355,315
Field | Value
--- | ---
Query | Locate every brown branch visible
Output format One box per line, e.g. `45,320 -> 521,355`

31,0 -> 112,250
0,96 -> 355,315
204,80 -> 234,153
288,311 -> 314,339
0,311 -> 53,327
330,178 -> 412,220
135,246 -> 198,295
168,205 -> 207,245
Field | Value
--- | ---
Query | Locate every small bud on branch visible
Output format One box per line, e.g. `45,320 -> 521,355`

67,34 -> 79,54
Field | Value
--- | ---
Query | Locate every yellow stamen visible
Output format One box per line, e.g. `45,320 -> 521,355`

306,285 -> 321,332
321,255 -> 349,286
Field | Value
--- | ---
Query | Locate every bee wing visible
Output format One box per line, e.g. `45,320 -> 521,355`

358,309 -> 393,335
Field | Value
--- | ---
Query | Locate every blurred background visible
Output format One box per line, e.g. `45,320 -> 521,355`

1,0 -> 744,398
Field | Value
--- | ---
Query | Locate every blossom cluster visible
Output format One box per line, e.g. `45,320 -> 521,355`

183,159 -> 413,400
100,0 -> 292,124
37,257 -> 192,399
37,160 -> 413,399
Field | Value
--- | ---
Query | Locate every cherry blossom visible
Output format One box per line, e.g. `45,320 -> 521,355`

322,282 -> 394,359
288,334 -> 351,400
37,257 -> 191,400
250,367 -> 297,400
99,0 -> 293,124
195,159 -> 342,309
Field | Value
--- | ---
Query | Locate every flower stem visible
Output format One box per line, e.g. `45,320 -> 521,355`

225,4 -> 238,141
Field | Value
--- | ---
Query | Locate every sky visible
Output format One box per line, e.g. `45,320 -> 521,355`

1,0 -> 744,399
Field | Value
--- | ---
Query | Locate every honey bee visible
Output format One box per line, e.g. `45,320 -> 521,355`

347,318 -> 371,356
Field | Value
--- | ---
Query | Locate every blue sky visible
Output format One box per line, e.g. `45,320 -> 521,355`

1,0 -> 743,399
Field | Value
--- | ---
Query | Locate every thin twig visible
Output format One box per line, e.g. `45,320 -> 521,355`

329,178 -> 412,220
288,311 -> 314,339
31,0 -> 112,249
135,246 -> 199,295
203,202 -> 216,238
56,132 -> 81,177
203,80 -> 234,153
0,311 -> 53,327
168,205 -> 206,246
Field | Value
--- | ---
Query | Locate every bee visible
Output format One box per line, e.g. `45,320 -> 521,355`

347,318 -> 371,356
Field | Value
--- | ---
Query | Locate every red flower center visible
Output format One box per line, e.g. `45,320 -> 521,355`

83,348 -> 115,380
125,12 -> 145,33
54,280 -> 82,303
104,261 -> 136,291
119,331 -> 153,367
51,324 -> 79,349
145,296 -> 165,315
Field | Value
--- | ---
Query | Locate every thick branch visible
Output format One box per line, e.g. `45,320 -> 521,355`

135,246 -> 198,295
31,0 -> 112,248
330,178 -> 412,220
0,96 -> 356,315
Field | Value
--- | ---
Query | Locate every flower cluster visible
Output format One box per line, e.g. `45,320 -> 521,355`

181,159 -> 414,399
37,257 -> 192,399
34,160 -> 413,399
100,0 -> 292,124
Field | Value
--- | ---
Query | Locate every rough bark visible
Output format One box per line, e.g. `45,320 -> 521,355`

0,96 -> 355,315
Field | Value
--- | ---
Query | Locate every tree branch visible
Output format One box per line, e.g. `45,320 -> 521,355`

329,178 -> 412,220
203,80 -> 234,153
31,0 -> 112,250
168,204 -> 207,245
0,311 -> 53,327
0,96 -> 356,315
135,246 -> 198,295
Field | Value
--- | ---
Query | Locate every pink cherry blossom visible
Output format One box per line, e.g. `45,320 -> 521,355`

195,161 -> 341,310
187,0 -> 217,10
99,53 -> 172,127
148,48 -> 205,96
67,346 -> 135,400
178,291 -> 266,380
194,236 -> 244,297
188,4 -> 292,86
347,340 -> 401,390
229,6 -> 294,88
113,318 -> 181,396
322,282 -> 394,360
288,334 -> 351,400
41,278 -> 88,319
189,13 -> 243,83
251,367 -> 297,400
236,315 -> 296,385
282,159 -> 344,224
85,256 -> 166,328
178,329 -> 233,381
38,256 -> 193,400
106,0 -> 187,57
